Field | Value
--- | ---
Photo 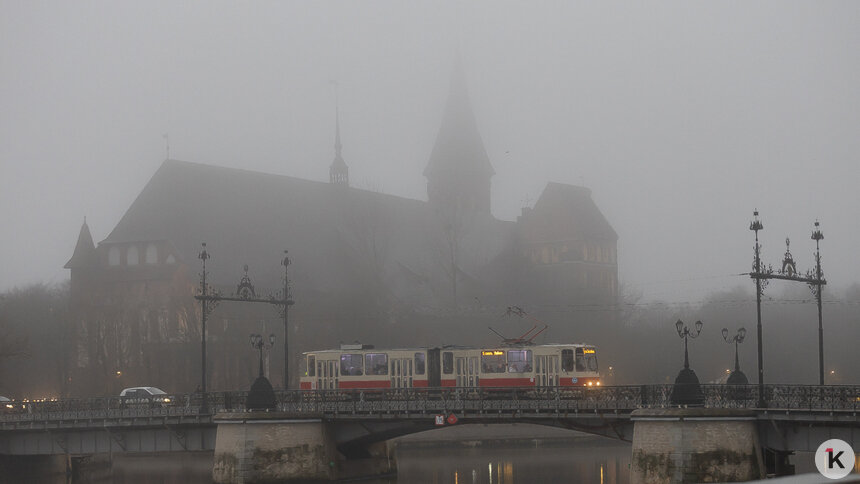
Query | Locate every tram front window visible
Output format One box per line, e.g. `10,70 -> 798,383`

340,353 -> 363,376
575,348 -> 586,372
574,347 -> 598,372
586,353 -> 598,372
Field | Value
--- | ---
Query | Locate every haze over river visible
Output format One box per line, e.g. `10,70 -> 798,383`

19,425 -> 631,484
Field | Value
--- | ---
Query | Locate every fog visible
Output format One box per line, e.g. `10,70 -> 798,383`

2,1 -> 859,304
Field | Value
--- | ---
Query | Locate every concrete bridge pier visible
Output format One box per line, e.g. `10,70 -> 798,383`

630,408 -> 764,484
212,413 -> 395,483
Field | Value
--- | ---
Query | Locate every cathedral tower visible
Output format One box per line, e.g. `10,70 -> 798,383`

424,61 -> 494,219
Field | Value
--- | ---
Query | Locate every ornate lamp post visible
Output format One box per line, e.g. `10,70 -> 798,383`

749,211 -> 765,405
247,333 -> 277,411
250,333 -> 275,378
810,221 -> 824,385
671,319 -> 704,406
722,327 -> 748,385
198,243 -> 211,413
281,251 -> 292,390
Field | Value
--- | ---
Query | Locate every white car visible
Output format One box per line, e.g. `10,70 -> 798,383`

119,387 -> 172,405
0,396 -> 18,411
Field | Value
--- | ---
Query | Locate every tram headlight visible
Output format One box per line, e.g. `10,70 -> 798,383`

587,381 -> 593,386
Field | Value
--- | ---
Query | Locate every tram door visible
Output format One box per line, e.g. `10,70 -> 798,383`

317,359 -> 339,390
391,357 -> 413,388
455,356 -> 479,387
535,355 -> 559,387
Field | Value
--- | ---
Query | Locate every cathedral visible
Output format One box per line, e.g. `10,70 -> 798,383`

64,64 -> 618,395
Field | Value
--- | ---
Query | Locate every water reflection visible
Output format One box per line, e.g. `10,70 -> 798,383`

396,436 -> 630,484
15,431 -> 630,483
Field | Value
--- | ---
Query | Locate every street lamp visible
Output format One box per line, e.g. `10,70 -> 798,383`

250,333 -> 275,378
722,327 -> 748,385
198,242 -> 210,414
671,319 -> 704,406
811,220 -> 824,385
247,333 -> 277,411
749,210 -> 765,404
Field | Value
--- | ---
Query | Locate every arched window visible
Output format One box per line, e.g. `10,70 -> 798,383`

145,244 -> 158,264
127,246 -> 139,266
108,247 -> 120,266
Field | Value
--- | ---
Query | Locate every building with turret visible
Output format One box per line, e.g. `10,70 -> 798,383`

65,64 -> 618,395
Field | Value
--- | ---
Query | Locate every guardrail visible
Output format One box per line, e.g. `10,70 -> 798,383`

1,385 -> 857,424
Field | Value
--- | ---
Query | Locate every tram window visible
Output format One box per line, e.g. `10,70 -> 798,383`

481,351 -> 506,373
443,352 -> 453,374
586,353 -> 598,372
575,353 -> 586,372
366,353 -> 389,375
340,353 -> 363,376
414,352 -> 426,375
507,350 -> 532,373
307,356 -> 315,377
562,349 -> 574,372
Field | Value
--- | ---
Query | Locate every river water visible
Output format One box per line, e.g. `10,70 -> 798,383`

22,425 -> 632,483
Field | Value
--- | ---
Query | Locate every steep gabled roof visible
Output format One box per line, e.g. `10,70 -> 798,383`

424,61 -> 494,178
101,159 -> 503,303
64,219 -> 96,268
519,182 -> 617,244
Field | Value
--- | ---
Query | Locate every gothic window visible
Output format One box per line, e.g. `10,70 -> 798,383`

165,254 -> 176,264
145,244 -> 158,264
127,246 -> 139,265
108,247 -> 120,266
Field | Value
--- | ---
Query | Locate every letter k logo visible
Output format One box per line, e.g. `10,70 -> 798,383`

817,440 -> 854,478
826,448 -> 845,469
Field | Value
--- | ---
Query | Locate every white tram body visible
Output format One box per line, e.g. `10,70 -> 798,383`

300,343 -> 600,390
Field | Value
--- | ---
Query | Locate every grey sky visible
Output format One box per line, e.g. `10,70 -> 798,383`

2,1 -> 858,303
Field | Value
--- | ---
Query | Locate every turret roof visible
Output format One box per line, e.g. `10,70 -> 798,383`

424,60 -> 494,178
64,219 -> 96,268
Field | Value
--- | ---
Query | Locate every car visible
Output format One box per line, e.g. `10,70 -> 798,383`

119,387 -> 172,406
0,396 -> 19,411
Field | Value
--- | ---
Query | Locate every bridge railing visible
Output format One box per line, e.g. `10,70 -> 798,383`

1,385 -> 857,423
271,385 -> 648,415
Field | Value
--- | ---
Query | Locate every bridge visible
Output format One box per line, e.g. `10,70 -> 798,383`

1,384 -> 858,482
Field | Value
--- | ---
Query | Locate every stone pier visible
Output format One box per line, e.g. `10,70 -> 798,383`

212,412 -> 395,483
630,408 -> 765,484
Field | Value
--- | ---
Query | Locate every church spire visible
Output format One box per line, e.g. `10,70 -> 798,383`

64,217 -> 96,269
424,58 -> 494,217
329,87 -> 349,187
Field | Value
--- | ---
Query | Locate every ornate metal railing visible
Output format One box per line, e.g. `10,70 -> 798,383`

1,385 -> 857,424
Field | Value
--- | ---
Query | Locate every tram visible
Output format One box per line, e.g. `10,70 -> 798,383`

299,343 -> 600,390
